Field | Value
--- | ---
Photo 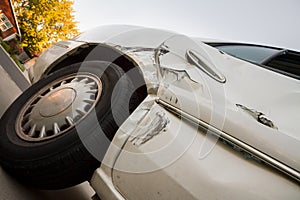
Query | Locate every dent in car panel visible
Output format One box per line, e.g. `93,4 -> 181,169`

128,105 -> 170,146
236,104 -> 278,129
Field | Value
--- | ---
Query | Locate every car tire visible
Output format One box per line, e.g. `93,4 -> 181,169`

0,61 -> 144,189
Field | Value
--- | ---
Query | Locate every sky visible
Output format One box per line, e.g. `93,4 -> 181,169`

73,0 -> 300,51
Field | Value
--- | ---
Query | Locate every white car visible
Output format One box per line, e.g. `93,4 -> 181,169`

0,25 -> 299,199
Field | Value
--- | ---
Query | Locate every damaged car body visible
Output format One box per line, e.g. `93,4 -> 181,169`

0,25 -> 299,199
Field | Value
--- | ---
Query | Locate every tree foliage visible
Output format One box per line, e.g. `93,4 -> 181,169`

13,0 -> 78,56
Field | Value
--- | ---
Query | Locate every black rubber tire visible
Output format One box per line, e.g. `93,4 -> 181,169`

0,61 -> 145,189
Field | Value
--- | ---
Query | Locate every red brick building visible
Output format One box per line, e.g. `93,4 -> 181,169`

0,0 -> 21,41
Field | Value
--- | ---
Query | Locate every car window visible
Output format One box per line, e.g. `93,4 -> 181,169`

266,51 -> 300,78
210,44 -> 300,79
214,45 -> 279,64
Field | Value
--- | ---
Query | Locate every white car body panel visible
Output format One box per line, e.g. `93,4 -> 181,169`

29,25 -> 300,199
155,35 -> 300,171
74,25 -> 175,48
29,40 -> 86,82
113,104 -> 299,200
91,97 -> 299,199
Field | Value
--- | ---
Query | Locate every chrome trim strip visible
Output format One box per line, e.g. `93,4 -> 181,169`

156,98 -> 300,182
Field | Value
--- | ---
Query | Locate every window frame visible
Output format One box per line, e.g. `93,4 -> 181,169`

0,13 -> 13,32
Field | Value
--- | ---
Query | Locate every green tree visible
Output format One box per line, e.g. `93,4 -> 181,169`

13,0 -> 78,56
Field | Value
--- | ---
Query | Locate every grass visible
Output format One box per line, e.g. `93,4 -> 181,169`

11,54 -> 25,71
1,40 -> 11,52
0,40 -> 25,72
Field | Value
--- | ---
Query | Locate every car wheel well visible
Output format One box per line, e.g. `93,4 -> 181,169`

44,43 -> 148,111
45,44 -> 139,75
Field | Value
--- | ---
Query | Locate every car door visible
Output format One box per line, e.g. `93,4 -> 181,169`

111,35 -> 300,199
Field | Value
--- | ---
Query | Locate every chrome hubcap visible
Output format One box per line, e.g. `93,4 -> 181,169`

16,73 -> 102,142
39,88 -> 76,117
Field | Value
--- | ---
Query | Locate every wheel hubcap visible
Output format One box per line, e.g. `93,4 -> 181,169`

39,88 -> 76,117
16,73 -> 102,142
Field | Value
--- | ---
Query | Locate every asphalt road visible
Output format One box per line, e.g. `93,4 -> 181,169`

0,47 -> 96,200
